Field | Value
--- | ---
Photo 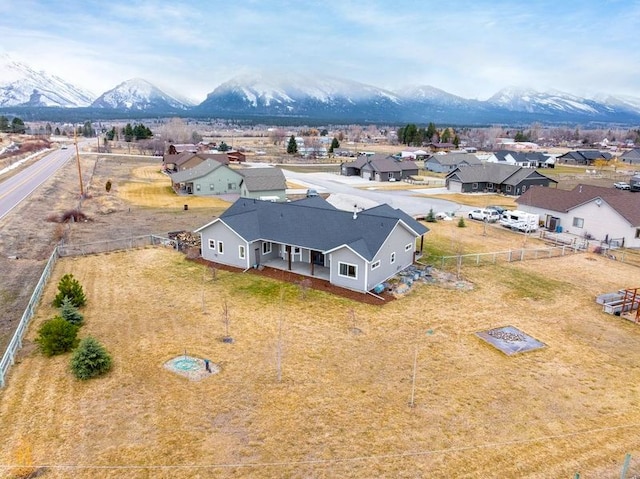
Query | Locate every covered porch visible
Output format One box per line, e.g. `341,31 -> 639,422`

261,256 -> 330,282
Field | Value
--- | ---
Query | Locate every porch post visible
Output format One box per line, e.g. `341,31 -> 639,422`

310,251 -> 315,276
286,245 -> 292,271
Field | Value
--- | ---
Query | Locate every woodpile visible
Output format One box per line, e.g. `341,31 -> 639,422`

168,231 -> 201,251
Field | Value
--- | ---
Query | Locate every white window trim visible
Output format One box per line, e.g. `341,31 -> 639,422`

371,260 -> 381,270
239,245 -> 246,259
262,242 -> 272,254
338,262 -> 357,279
405,243 -> 412,252
208,239 -> 215,249
217,240 -> 224,254
572,217 -> 584,228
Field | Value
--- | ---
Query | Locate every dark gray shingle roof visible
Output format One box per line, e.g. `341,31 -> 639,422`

237,168 -> 286,192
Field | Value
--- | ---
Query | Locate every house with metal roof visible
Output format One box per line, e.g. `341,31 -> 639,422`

516,185 -> 640,248
195,197 -> 430,293
424,152 -> 482,173
341,154 -> 418,182
445,164 -> 557,195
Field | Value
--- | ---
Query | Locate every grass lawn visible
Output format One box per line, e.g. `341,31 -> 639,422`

2,219 -> 640,477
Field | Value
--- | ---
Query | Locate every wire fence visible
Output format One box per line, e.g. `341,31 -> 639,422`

0,234 -> 175,388
437,243 -> 587,270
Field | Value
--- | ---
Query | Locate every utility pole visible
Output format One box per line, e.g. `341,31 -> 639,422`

74,126 -> 84,198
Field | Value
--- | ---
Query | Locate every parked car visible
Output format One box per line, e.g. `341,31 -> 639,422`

468,208 -> 500,222
486,205 -> 506,215
306,189 -> 319,197
614,182 -> 630,190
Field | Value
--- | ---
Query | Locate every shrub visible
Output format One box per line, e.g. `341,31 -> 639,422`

425,208 -> 436,223
36,317 -> 79,356
105,179 -> 112,192
53,273 -> 87,308
70,337 -> 112,380
60,209 -> 88,223
457,217 -> 466,228
59,296 -> 84,325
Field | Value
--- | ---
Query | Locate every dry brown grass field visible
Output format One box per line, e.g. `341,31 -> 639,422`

2,221 -> 640,478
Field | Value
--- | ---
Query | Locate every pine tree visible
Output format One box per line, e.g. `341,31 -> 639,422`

53,273 -> 87,308
71,337 -> 112,380
286,135 -> 298,154
329,137 -> 340,153
36,317 -> 79,356
0,116 -> 9,132
59,297 -> 84,326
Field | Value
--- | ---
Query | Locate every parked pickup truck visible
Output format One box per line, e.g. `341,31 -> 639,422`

614,181 -> 630,190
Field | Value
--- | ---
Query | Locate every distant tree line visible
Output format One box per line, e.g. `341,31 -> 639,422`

397,122 -> 459,147
105,123 -> 153,142
0,115 -> 26,133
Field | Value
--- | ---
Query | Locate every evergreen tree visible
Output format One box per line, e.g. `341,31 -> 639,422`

0,115 -> 8,132
82,121 -> 93,137
45,123 -> 52,136
36,317 -> 79,356
122,123 -> 134,142
441,127 -> 452,143
329,137 -> 340,153
286,135 -> 298,154
453,134 -> 460,148
218,141 -> 230,151
70,337 -> 112,380
11,117 -> 26,134
54,126 -> 61,135
59,296 -> 84,326
426,122 -> 437,142
53,273 -> 87,308
105,127 -> 116,141
426,208 -> 436,222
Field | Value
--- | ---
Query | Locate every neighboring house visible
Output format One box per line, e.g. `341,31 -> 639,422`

167,144 -> 198,155
424,152 -> 482,173
486,150 -> 551,168
169,159 -> 242,196
517,184 -> 640,248
445,164 -> 557,196
400,148 -> 429,159
341,154 -> 418,181
426,142 -> 456,153
237,167 -> 287,201
195,197 -> 429,293
163,152 -> 230,172
557,150 -> 612,165
618,148 -> 640,166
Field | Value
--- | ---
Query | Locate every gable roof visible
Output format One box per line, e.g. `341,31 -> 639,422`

427,152 -> 481,166
517,184 -> 640,226
447,164 -> 557,185
197,198 -> 429,261
237,167 -> 286,192
558,150 -> 612,161
169,159 -> 229,182
620,148 -> 640,160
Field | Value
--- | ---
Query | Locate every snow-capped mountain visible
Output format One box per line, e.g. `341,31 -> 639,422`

0,53 -> 95,107
195,73 -> 405,121
91,78 -> 191,111
486,87 -> 611,115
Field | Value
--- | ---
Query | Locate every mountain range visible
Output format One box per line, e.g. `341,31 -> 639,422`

1,53 -> 640,125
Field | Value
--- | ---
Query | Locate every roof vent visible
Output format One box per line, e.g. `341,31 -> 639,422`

353,209 -> 358,220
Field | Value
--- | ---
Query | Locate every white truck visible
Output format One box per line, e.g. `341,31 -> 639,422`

499,210 -> 539,232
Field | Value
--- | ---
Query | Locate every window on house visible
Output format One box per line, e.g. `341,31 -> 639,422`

210,184 -> 215,190
371,260 -> 380,270
228,183 -> 236,189
388,172 -> 394,179
239,245 -> 245,259
506,185 -> 512,192
472,183 -> 478,190
217,241 -> 224,254
487,183 -> 494,189
405,243 -> 413,252
208,239 -> 215,249
262,242 -> 272,254
572,217 -> 584,228
522,185 -> 527,192
339,262 -> 357,278
390,252 -> 396,264
196,184 -> 201,191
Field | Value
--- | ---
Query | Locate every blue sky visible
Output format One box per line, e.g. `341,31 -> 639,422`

1,0 -> 639,102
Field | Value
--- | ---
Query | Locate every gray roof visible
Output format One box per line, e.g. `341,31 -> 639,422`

344,154 -> 418,173
427,152 -> 481,166
170,159 -> 226,182
201,197 -> 429,261
237,167 -> 286,192
447,164 -> 556,185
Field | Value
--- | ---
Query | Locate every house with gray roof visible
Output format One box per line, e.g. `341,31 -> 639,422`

486,150 -> 554,168
557,150 -> 612,165
618,148 -> 640,166
163,152 -> 231,172
341,154 -> 418,181
195,197 -> 429,293
237,167 -> 287,201
445,164 -> 556,196
517,184 -> 640,248
424,152 -> 481,173
170,160 -> 286,199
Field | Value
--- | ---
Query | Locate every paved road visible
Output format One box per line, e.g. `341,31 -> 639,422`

281,169 -> 471,217
0,147 -> 77,221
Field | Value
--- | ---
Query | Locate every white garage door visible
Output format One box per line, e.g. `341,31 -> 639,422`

448,181 -> 462,192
